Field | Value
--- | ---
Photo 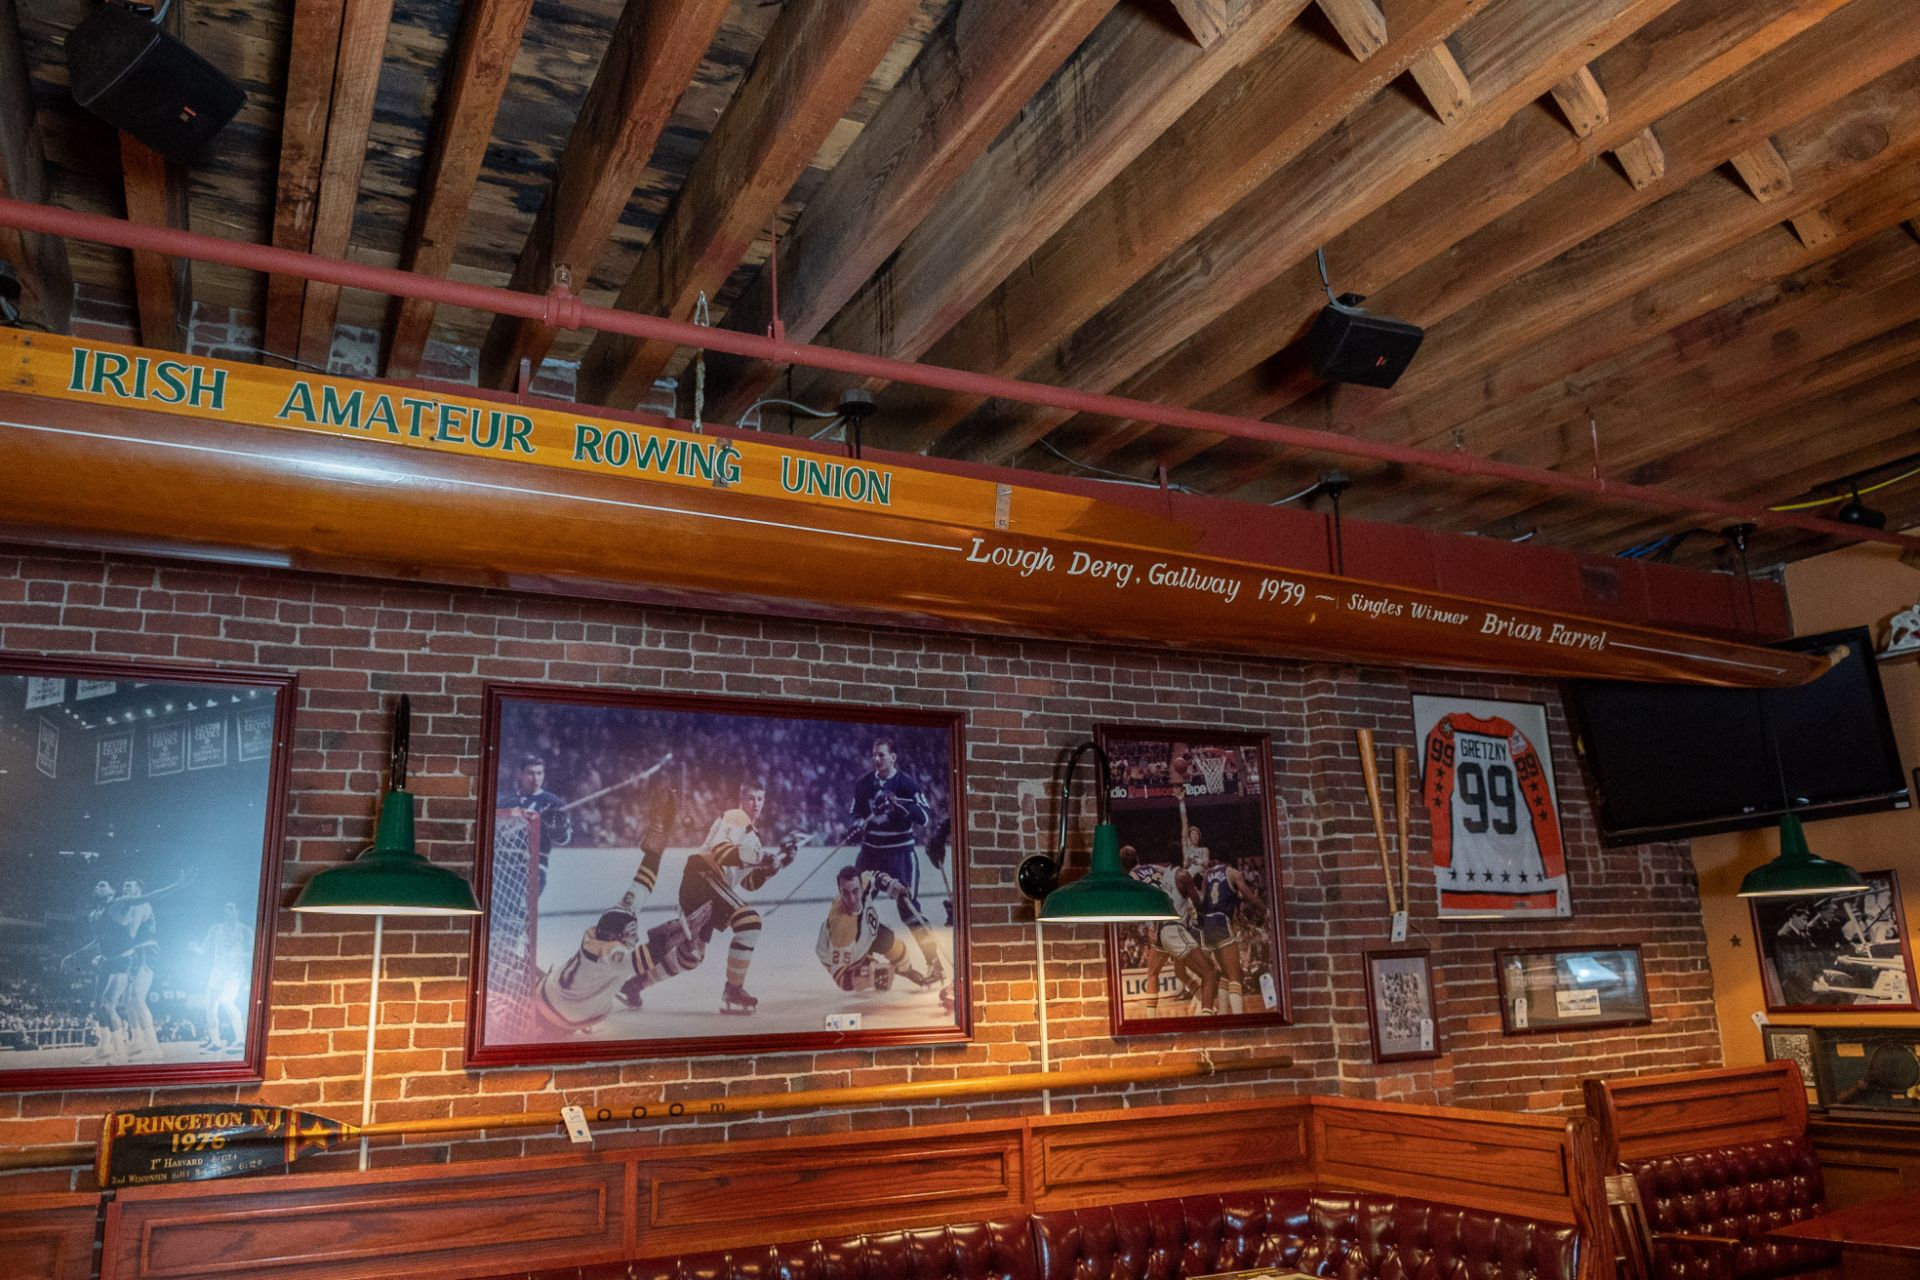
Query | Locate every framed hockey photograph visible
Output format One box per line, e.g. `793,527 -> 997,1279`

1759,1023 -> 1823,1106
1363,948 -> 1440,1063
0,654 -> 295,1091
1495,944 -> 1651,1035
1410,694 -> 1570,920
1751,870 -> 1916,1013
467,685 -> 969,1065
1095,724 -> 1290,1036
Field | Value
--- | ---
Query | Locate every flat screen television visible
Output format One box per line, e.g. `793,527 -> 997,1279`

1570,626 -> 1910,845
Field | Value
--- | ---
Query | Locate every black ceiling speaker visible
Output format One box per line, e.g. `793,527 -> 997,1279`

67,3 -> 244,163
1306,298 -> 1425,389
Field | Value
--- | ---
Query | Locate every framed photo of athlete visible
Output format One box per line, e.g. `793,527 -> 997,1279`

0,654 -> 295,1091
1750,870 -> 1916,1013
467,684 -> 970,1065
1363,948 -> 1440,1063
1095,724 -> 1290,1036
1409,694 -> 1571,920
1495,944 -> 1651,1034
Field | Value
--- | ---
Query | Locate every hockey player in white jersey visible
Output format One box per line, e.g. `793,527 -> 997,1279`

531,906 -> 709,1035
817,866 -> 950,1011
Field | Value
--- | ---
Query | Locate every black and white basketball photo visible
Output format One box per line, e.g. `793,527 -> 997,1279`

0,662 -> 288,1088
470,688 -> 967,1063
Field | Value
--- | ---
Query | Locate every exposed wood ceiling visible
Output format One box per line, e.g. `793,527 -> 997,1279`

5,0 -> 1919,570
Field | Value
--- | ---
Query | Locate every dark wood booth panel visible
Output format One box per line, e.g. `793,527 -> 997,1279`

0,1190 -> 100,1280
91,1096 -> 1608,1280
1809,1118 -> 1920,1208
1584,1061 -> 1808,1165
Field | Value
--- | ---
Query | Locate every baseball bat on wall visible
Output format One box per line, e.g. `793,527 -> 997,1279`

1354,729 -> 1398,916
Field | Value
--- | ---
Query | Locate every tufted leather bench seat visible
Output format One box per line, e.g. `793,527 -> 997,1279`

1626,1137 -> 1840,1280
498,1189 -> 1582,1280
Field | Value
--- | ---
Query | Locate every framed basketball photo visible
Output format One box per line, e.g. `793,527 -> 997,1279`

0,655 -> 294,1090
467,685 -> 970,1065
1096,724 -> 1290,1036
1410,694 -> 1571,920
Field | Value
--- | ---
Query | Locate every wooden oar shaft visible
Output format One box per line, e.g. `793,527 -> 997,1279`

364,1053 -> 1294,1137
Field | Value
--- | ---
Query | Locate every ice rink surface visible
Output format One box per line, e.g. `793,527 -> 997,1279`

533,841 -> 959,1039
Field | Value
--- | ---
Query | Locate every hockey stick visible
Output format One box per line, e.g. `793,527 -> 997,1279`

560,752 -> 674,812
78,1053 -> 1296,1186
758,830 -> 848,919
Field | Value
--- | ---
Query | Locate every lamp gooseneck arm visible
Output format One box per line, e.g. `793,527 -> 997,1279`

1052,739 -> 1113,862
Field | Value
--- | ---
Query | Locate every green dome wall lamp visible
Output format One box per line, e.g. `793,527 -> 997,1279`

291,695 -> 481,1169
1017,740 -> 1178,923
1737,812 -> 1868,898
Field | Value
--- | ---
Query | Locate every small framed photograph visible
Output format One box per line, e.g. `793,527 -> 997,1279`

468,685 -> 969,1065
1095,724 -> 1290,1035
1496,944 -> 1651,1035
0,655 -> 295,1090
1759,1023 -> 1823,1105
1751,870 -> 1916,1012
1813,1027 -> 1920,1115
1363,948 -> 1440,1062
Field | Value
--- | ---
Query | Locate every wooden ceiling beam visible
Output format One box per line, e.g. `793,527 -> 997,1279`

576,0 -> 923,409
292,0 -> 397,369
1548,65 -> 1608,139
1789,205 -> 1840,248
1169,0 -> 1240,47
0,0 -> 70,330
477,0 -> 733,390
1005,0 -> 1856,474
768,0 -> 1310,422
263,0 -> 346,359
381,0 -> 536,379
118,136 -> 189,350
696,0 -> 1117,426
1315,0 -> 1389,60
1612,126 -> 1666,190
1729,138 -> 1793,203
868,0 -> 1488,454
1409,42 -> 1473,124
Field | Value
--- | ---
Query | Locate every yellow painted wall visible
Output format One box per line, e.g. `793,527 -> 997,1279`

1694,543 -> 1920,1065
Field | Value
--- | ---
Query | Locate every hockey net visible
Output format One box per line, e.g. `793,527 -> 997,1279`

485,808 -> 541,1043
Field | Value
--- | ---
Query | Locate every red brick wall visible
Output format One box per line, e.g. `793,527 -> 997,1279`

0,545 -> 1722,1190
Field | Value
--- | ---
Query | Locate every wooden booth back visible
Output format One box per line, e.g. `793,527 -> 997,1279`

2,1094 -> 1612,1280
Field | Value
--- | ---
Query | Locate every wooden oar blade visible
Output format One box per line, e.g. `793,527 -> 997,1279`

98,1104 -> 355,1188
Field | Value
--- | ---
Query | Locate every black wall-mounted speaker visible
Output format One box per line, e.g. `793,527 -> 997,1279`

1306,300 -> 1425,389
66,3 -> 243,163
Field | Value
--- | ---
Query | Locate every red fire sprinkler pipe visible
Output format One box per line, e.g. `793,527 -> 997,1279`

0,196 -> 1910,554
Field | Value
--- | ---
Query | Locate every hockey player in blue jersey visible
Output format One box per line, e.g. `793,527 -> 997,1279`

848,738 -> 945,985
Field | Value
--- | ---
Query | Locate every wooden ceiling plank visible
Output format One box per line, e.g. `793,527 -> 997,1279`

1729,138 -> 1793,203
1789,205 -> 1840,247
476,0 -> 735,390
0,0 -> 72,330
1081,0 -> 1892,481
869,0 -> 1489,455
576,0 -> 924,409
1409,42 -> 1473,124
1315,0 -> 1389,60
1612,126 -> 1666,190
698,0 -> 1118,426
264,0 -> 348,359
292,0 -> 397,369
118,135 -> 189,350
772,0 -> 1311,418
381,0 -> 537,379
941,0 -> 1791,467
1548,65 -> 1608,139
